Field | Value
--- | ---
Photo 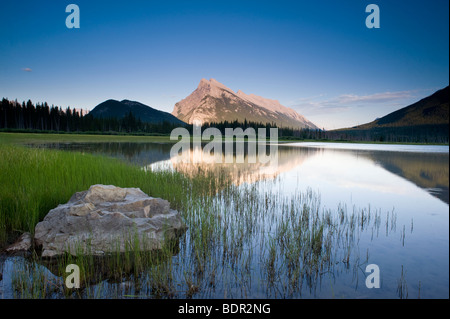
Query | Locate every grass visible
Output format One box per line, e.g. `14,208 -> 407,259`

0,132 -> 175,145
0,143 -> 227,245
5,186 -> 402,299
0,136 -> 412,299
3,131 -> 447,147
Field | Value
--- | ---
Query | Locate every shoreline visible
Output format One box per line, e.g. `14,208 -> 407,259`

1,132 -> 448,147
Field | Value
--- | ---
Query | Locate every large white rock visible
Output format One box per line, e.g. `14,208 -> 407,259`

34,185 -> 187,257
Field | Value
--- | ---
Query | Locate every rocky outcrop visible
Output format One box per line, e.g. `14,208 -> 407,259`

34,185 -> 187,257
171,78 -> 318,129
4,232 -> 32,254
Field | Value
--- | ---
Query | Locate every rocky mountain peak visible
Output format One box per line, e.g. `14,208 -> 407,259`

172,78 -> 318,129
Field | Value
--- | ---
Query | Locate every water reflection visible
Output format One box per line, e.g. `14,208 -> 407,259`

31,142 -> 449,204
160,144 -> 315,187
27,142 -> 173,166
12,141 -> 449,298
364,151 -> 449,204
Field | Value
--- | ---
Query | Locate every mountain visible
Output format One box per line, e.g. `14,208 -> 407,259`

171,78 -> 318,129
331,86 -> 449,143
353,86 -> 449,129
90,99 -> 186,125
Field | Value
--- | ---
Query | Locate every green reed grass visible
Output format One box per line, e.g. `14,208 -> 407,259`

1,142 -> 409,299
0,143 -> 227,245
6,176 -> 401,299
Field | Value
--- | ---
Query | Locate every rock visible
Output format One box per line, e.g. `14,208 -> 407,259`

172,78 -> 318,129
5,232 -> 32,254
34,185 -> 187,257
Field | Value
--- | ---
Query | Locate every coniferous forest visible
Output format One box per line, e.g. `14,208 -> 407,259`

1,97 -> 447,143
0,98 -> 182,135
0,97 -> 324,138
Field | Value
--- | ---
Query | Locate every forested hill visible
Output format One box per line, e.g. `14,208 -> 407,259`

328,86 -> 449,143
355,86 -> 449,129
0,98 -> 184,134
90,99 -> 185,125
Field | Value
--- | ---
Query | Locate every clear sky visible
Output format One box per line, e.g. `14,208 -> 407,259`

0,0 -> 448,129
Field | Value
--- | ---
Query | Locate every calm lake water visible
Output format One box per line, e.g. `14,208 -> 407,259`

1,141 -> 448,299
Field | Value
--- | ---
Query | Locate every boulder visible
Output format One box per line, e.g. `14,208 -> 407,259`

5,232 -> 32,254
34,185 -> 187,257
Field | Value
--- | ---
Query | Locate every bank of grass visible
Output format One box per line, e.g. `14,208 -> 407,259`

1,133 -> 410,298
0,132 -> 174,145
5,131 -> 448,148
0,143 -> 227,245
8,179 -> 399,299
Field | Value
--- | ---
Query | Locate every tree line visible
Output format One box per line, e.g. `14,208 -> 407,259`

0,98 -> 324,137
201,119 -> 448,143
202,119 -> 325,140
1,97 -> 447,143
0,98 -> 183,134
324,125 -> 449,144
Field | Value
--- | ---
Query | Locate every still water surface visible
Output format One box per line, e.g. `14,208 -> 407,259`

1,141 -> 448,298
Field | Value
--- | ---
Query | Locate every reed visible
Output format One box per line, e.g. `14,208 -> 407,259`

0,143 -> 225,244
1,142 -> 409,299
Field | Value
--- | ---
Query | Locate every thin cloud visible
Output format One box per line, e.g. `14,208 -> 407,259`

21,68 -> 32,72
291,89 -> 418,115
336,91 -> 413,104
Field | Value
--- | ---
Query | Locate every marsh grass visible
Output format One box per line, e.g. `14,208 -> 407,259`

0,132 -> 174,145
397,265 -> 408,299
0,144 -> 228,245
6,179 -> 400,299
1,142 -> 408,298
10,256 -> 64,298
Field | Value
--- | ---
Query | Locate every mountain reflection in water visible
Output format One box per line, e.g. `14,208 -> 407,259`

30,141 -> 449,204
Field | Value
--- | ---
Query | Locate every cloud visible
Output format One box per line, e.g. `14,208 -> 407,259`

290,89 -> 418,116
335,91 -> 413,104
21,68 -> 32,72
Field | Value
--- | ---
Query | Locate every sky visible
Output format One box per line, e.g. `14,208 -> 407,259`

0,0 -> 448,129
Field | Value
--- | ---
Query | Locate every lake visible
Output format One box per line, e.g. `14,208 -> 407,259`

1,141 -> 448,298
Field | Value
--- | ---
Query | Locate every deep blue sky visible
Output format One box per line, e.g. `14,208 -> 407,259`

0,0 -> 448,129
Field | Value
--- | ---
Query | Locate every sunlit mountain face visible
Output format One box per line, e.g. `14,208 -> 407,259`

171,78 -> 318,130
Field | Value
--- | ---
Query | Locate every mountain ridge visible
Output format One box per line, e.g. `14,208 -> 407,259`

90,99 -> 186,125
346,86 -> 449,130
172,78 -> 318,129
329,86 -> 449,143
